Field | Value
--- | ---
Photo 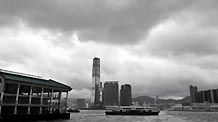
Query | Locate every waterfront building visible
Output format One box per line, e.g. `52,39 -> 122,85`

206,90 -> 212,103
198,91 -> 204,103
189,85 -> 198,103
189,85 -> 218,103
0,69 -> 72,121
76,98 -> 86,109
212,89 -> 218,103
103,81 -> 119,106
91,57 -> 102,108
120,84 -> 132,106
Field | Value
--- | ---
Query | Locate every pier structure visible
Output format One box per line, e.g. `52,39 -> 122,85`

0,69 -> 72,121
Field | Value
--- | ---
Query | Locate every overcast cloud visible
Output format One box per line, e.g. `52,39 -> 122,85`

1,0 -> 218,99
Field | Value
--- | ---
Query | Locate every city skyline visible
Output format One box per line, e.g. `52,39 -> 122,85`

1,0 -> 218,99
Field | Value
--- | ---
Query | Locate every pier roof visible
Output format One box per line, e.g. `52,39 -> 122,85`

0,69 -> 72,91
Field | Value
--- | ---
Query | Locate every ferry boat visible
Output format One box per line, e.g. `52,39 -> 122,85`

105,106 -> 160,116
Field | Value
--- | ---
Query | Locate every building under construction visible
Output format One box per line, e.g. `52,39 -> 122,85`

0,69 -> 72,121
91,57 -> 102,108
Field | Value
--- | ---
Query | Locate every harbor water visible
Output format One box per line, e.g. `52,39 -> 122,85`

40,110 -> 218,122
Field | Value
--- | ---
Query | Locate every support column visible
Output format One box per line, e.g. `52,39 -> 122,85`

66,91 -> 68,102
39,88 -> 44,114
65,91 -> 68,113
0,77 -> 5,115
49,89 -> 53,114
58,91 -> 62,113
14,84 -> 20,114
0,92 -> 2,115
58,91 -> 62,105
0,90 -> 4,116
28,86 -> 33,114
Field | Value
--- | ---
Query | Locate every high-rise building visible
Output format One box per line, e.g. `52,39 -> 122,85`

189,85 -> 198,103
198,91 -> 204,103
91,57 -> 101,107
206,90 -> 213,103
120,84 -> 132,106
103,81 -> 119,106
189,85 -> 218,103
213,89 -> 218,103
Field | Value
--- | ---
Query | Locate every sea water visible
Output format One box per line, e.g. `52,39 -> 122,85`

38,110 -> 218,122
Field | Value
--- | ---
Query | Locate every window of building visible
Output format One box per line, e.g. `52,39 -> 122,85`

42,107 -> 50,114
32,87 -> 42,97
3,96 -> 16,104
30,107 -> 40,114
19,85 -> 30,96
31,97 -> 41,104
4,83 -> 18,94
17,106 -> 28,114
1,106 -> 15,115
42,97 -> 51,105
53,90 -> 60,99
43,88 -> 52,97
18,96 -> 29,104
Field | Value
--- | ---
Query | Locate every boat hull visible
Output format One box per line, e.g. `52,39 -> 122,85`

105,111 -> 159,116
67,110 -> 80,113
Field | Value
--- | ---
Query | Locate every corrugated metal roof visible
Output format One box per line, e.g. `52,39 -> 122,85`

0,71 -> 72,91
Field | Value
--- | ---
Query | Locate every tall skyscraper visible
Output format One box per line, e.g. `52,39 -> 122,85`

120,84 -> 132,106
103,81 -> 119,106
91,57 -> 101,107
189,85 -> 198,103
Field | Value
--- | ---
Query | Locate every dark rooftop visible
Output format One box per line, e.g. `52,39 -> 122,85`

0,69 -> 72,91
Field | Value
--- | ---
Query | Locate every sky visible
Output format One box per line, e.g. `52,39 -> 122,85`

1,0 -> 218,99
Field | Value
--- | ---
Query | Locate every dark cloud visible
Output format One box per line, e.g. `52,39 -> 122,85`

142,8 -> 218,71
0,0 -> 195,44
1,0 -> 218,99
146,27 -> 218,56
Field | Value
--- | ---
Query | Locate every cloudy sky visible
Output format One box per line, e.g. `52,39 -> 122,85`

1,0 -> 218,99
